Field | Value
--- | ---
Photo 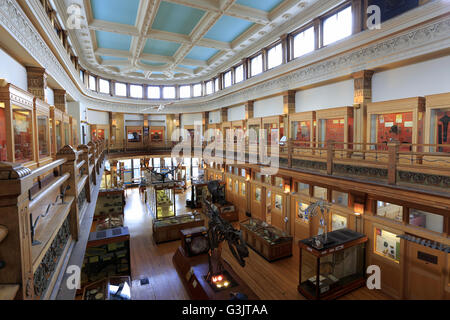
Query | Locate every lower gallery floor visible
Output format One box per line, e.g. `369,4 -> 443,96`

123,187 -> 390,300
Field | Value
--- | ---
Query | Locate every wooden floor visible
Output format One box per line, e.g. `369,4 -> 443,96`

124,188 -> 392,300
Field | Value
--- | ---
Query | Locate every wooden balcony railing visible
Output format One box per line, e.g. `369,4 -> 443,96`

0,139 -> 106,300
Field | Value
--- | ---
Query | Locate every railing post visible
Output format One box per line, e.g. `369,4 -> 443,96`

0,162 -> 34,299
388,141 -> 400,185
78,144 -> 91,203
327,140 -> 335,175
56,145 -> 80,241
87,142 -> 97,186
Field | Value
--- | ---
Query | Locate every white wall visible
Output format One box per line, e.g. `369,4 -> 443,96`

295,79 -> 354,112
45,87 -> 54,105
228,105 -> 245,121
372,55 -> 450,102
254,96 -> 284,118
0,48 -> 27,91
87,109 -> 109,125
181,113 -> 203,127
209,110 -> 221,124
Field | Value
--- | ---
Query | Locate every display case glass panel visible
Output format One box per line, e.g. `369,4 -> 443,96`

314,186 -> 327,200
374,228 -> 400,262
255,187 -> 261,202
241,182 -> 246,196
234,180 -> 239,194
297,182 -> 310,195
72,122 -> 78,146
64,122 -> 70,145
56,120 -> 62,151
37,115 -> 50,157
430,108 -> 450,152
409,209 -> 444,234
13,106 -> 33,163
297,201 -> 310,223
0,105 -> 7,161
376,201 -> 403,222
255,172 -> 262,182
274,177 -> 283,189
274,194 -> 283,211
227,178 -> 232,191
291,120 -> 312,143
299,229 -> 366,300
331,213 -> 347,231
248,124 -> 260,143
331,190 -> 348,207
370,112 -> 414,151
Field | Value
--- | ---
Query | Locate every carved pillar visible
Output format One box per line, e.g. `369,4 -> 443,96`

283,90 -> 296,115
26,67 -> 47,102
352,70 -> 374,150
53,89 -> 67,113
0,162 -> 34,300
56,146 -> 80,240
245,101 -> 254,120
221,108 -> 228,123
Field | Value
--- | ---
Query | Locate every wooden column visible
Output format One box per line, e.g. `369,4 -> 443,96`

53,89 -> 67,113
245,101 -> 254,120
77,144 -> 91,202
352,0 -> 363,34
388,142 -> 399,185
283,91 -> 296,115
26,67 -> 47,102
0,162 -> 34,300
221,108 -> 228,122
352,70 -> 374,150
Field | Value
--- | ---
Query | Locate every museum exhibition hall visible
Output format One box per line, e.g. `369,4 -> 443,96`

0,0 -> 449,302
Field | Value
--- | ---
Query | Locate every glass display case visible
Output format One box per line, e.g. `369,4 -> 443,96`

262,116 -> 285,146
34,98 -> 51,166
70,117 -> 78,146
0,83 -> 36,166
298,228 -> 367,299
425,93 -> 450,153
51,106 -> 63,154
376,201 -> 403,222
240,217 -> 293,261
63,114 -> 70,146
247,118 -> 262,150
152,212 -> 204,244
367,97 -> 425,152
150,126 -> 164,143
149,185 -> 176,220
374,228 -> 400,262
289,111 -> 316,148
316,107 -> 353,150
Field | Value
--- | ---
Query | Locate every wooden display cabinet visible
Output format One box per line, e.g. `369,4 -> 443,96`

298,229 -> 368,300
262,115 -> 285,146
424,92 -> 450,156
316,107 -> 353,152
152,213 -> 205,244
247,117 -> 262,154
63,113 -> 70,147
366,97 -> 425,154
93,188 -> 125,231
240,218 -> 293,262
149,126 -> 165,145
34,98 -> 52,167
0,82 -> 37,169
81,227 -> 131,286
50,106 -> 64,155
70,116 -> 78,146
91,124 -> 109,141
289,111 -> 316,156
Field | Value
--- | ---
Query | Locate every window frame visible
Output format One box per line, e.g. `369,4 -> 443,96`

179,84 -> 192,99
234,64 -> 244,84
129,84 -> 144,99
162,86 -> 176,100
320,2 -> 353,47
115,82 -> 128,97
223,70 -> 232,88
147,85 -> 161,99
205,80 -> 214,95
192,83 -> 202,97
290,23 -> 316,60
266,40 -> 283,70
88,74 -> 97,91
98,78 -> 110,95
249,52 -> 263,78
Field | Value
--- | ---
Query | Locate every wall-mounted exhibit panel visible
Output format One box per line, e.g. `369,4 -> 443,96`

262,115 -> 285,146
51,106 -> 63,155
150,126 -> 165,144
126,126 -> 143,148
0,83 -> 37,168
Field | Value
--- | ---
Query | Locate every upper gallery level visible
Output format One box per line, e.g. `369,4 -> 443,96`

2,0 -> 448,113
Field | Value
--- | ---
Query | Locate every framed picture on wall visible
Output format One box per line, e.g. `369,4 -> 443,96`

150,129 -> 163,142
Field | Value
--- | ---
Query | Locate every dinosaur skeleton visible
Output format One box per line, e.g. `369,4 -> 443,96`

142,163 -> 182,183
298,199 -> 332,249
203,196 -> 249,283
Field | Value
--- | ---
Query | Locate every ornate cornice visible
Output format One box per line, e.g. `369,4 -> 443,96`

1,0 -> 449,114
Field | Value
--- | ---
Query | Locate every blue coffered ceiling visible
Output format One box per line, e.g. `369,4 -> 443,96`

80,0 -> 294,80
